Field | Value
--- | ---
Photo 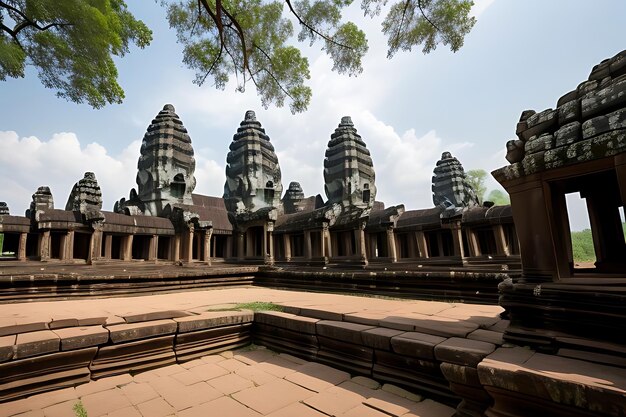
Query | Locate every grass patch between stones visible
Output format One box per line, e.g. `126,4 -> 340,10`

205,301 -> 284,312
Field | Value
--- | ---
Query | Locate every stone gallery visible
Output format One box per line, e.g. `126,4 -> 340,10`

0,106 -> 517,269
1,51 -> 625,417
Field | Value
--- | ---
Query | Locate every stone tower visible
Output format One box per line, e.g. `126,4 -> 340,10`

431,152 -> 479,208
223,110 -> 283,214
116,104 -> 196,216
65,172 -> 103,212
323,116 -> 376,210
282,181 -> 305,214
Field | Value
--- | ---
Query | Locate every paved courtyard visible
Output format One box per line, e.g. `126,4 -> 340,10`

0,345 -> 455,417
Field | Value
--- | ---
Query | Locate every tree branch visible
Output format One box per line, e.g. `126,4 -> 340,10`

417,0 -> 440,31
391,0 -> 411,50
284,0 -> 353,50
253,43 -> 295,102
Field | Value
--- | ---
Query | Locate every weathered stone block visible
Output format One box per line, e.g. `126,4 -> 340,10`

589,60 -> 611,81
556,90 -> 577,108
107,319 -> 177,343
581,74 -> 626,119
254,311 -> 319,334
174,311 -> 253,333
434,337 -> 495,367
544,146 -> 568,169
53,326 -> 110,351
316,320 -> 375,345
175,323 -> 251,362
124,310 -> 192,324
577,79 -> 599,97
554,121 -> 582,147
15,330 -> 60,359
557,99 -> 580,126
524,134 -> 553,154
520,109 -> 557,141
566,130 -> 626,163
0,335 -> 15,363
522,151 -> 546,174
609,50 -> 626,78
582,107 -> 626,139
361,327 -> 405,351
505,140 -> 524,164
519,110 -> 536,122
390,332 -> 446,360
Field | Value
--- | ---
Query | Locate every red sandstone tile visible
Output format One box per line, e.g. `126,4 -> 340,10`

120,382 -> 159,405
233,348 -> 276,365
363,390 -> 420,417
467,329 -> 504,345
278,352 -> 308,365
80,389 -> 132,417
15,330 -> 59,359
153,381 -> 222,411
124,310 -> 191,324
232,378 -> 315,415
303,387 -> 364,415
266,402 -> 328,417
188,362 -> 231,381
107,320 -> 177,343
316,321 -> 375,344
136,397 -> 175,417
341,404 -> 391,417
180,358 -> 204,369
178,396 -> 261,417
0,321 -> 47,337
434,337 -> 496,367
48,317 -> 79,329
256,355 -> 302,377
27,387 -> 77,410
41,400 -> 78,417
10,410 -> 44,417
76,316 -> 108,327
362,327 -> 405,350
106,406 -> 142,417
1,398 -> 33,416
328,380 -> 377,399
150,364 -> 186,377
400,399 -> 455,417
351,376 -> 381,390
174,311 -> 252,333
105,316 -> 126,327
75,374 -> 133,397
235,363 -> 278,385
170,369 -> 205,386
207,372 -> 254,394
52,326 -> 109,350
390,332 -> 446,360
217,358 -> 249,372
200,354 -> 225,364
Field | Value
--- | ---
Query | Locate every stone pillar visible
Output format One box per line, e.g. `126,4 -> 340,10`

267,227 -> 274,265
320,229 -> 327,263
226,235 -> 232,259
148,235 -> 158,261
304,230 -> 313,260
39,230 -> 50,261
123,235 -> 133,261
416,231 -> 428,258
185,228 -> 194,263
204,229 -> 213,265
386,227 -> 398,263
466,230 -> 480,257
450,224 -> 465,257
493,225 -> 509,256
357,224 -> 368,265
104,234 -> 112,260
262,224 -> 268,260
172,235 -> 181,263
17,233 -> 27,261
237,231 -> 245,261
324,226 -> 332,259
61,230 -> 74,260
345,232 -> 353,256
283,234 -> 291,261
88,226 -> 103,264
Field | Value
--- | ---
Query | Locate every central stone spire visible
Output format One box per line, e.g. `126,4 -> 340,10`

223,110 -> 283,213
324,116 -> 376,210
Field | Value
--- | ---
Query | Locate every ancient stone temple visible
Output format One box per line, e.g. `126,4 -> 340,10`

223,111 -> 282,263
324,116 -> 376,211
0,202 -> 9,216
26,186 -> 54,219
432,151 -> 479,208
115,104 -> 196,216
485,49 -> 626,417
223,110 -> 282,214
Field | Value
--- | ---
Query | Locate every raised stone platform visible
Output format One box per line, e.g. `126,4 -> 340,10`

0,288 -> 622,416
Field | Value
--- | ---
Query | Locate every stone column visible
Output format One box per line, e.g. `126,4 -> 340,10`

103,234 -> 112,260
386,227 -> 398,263
88,225 -> 103,264
283,234 -> 291,261
320,229 -> 327,263
324,226 -> 332,259
123,235 -> 133,261
493,225 -> 509,256
61,230 -> 74,260
185,228 -> 194,263
204,229 -> 213,265
262,224 -> 268,260
345,232 -> 353,256
304,230 -> 312,260
39,230 -> 50,261
172,234 -> 181,263
17,233 -> 27,261
267,228 -> 274,265
416,231 -> 428,258
357,223 -> 368,265
466,229 -> 480,257
237,231 -> 245,261
148,235 -> 158,261
450,223 -> 465,258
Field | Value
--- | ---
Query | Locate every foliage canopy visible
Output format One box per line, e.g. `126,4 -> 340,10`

1,0 -> 475,112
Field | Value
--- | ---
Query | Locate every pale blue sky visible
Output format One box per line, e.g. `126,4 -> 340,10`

1,0 -> 626,230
